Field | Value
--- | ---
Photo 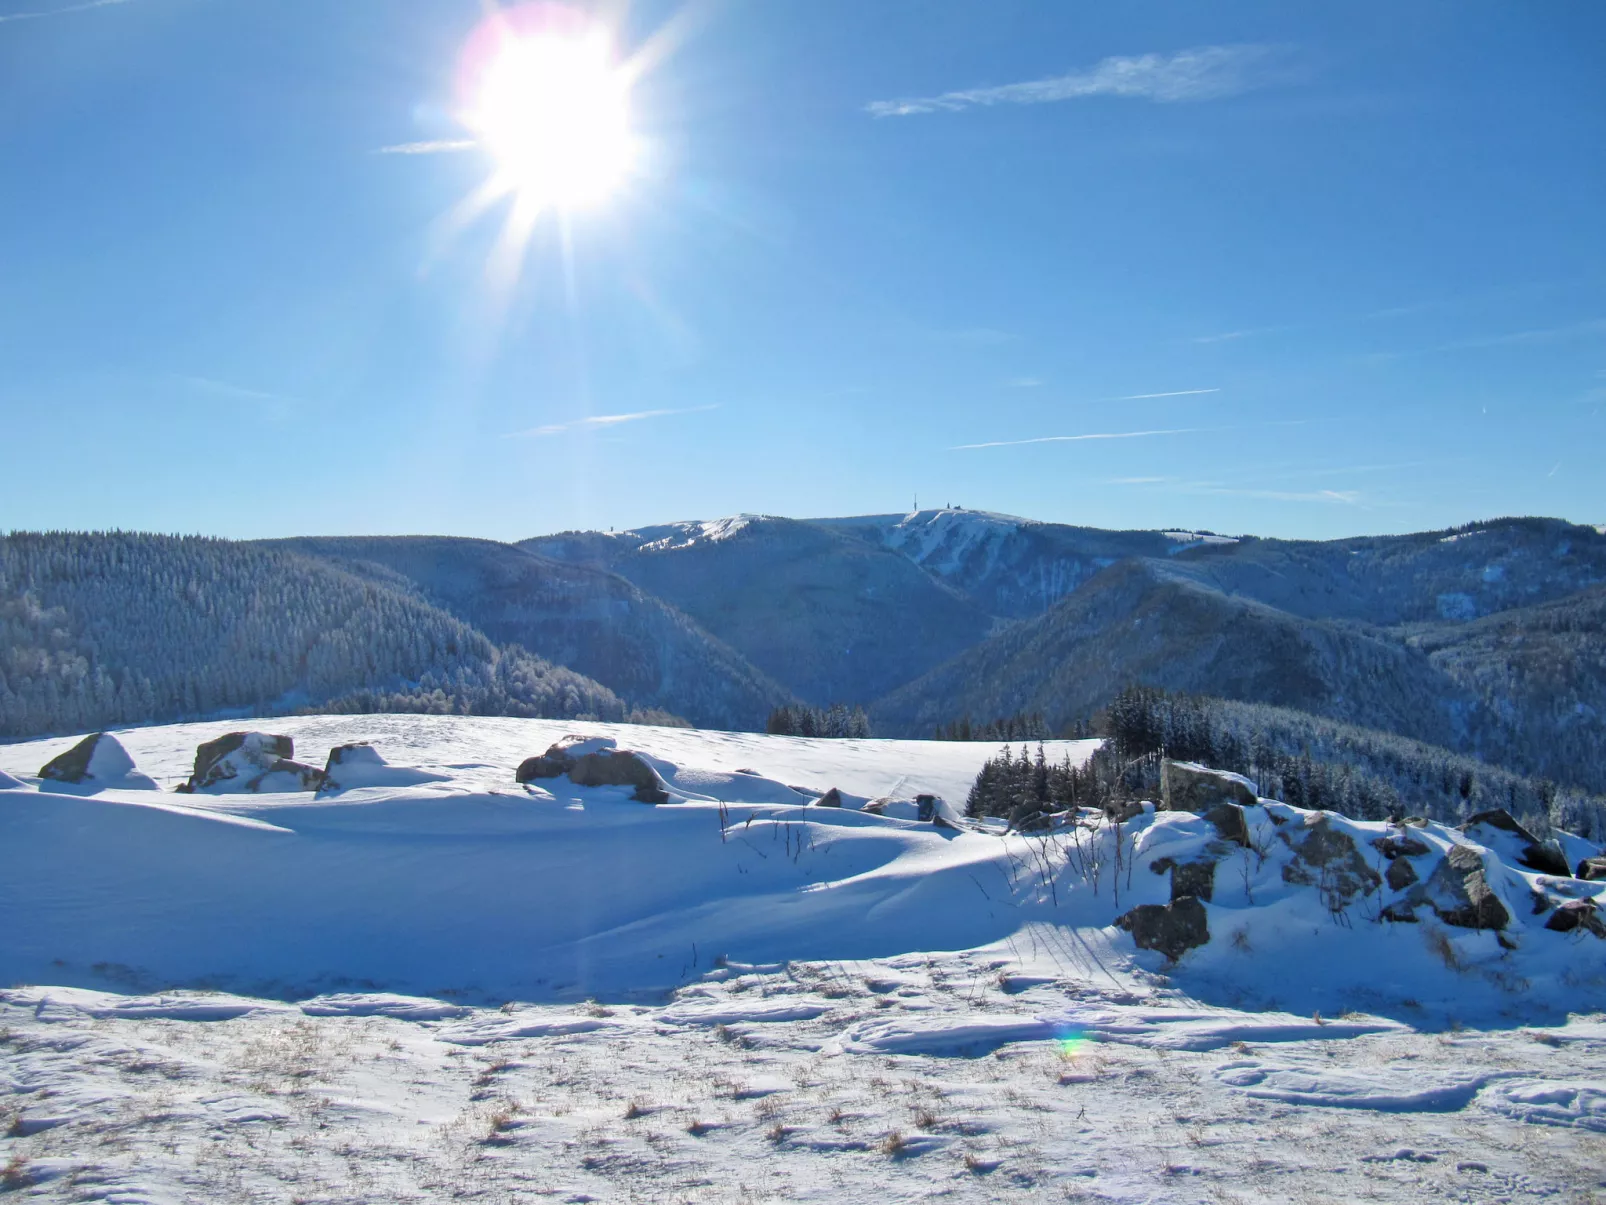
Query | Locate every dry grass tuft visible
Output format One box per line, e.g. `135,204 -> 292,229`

880,1130 -> 908,1158
1425,926 -> 1466,973
483,1106 -> 519,1144
2,1155 -> 31,1190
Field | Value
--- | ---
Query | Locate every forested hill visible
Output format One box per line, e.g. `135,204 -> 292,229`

261,535 -> 797,732
0,532 -> 629,740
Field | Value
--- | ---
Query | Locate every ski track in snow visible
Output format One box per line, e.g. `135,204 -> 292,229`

1,715 -> 1604,1200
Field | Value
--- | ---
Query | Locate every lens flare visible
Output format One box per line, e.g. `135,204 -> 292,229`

457,3 -> 637,211
1055,1027 -> 1091,1059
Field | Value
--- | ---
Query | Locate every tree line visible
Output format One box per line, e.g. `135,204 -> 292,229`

765,703 -> 872,738
963,684 -> 1606,840
0,532 -> 634,738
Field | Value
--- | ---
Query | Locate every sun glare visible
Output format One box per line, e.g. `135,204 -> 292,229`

463,7 -> 636,210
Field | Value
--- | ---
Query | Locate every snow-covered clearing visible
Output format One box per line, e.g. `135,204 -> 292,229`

2,716 -> 1604,1202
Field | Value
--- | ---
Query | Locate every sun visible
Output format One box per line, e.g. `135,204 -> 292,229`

461,5 -> 637,210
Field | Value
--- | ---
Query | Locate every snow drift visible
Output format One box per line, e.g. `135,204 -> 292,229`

0,716 -> 1601,1023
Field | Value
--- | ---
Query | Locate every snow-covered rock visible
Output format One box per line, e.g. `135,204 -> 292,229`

37,732 -> 158,792
1161,759 -> 1258,812
515,734 -> 670,802
1385,844 -> 1512,930
1460,807 -> 1571,877
178,731 -> 324,793
317,743 -> 450,794
1115,896 -> 1210,961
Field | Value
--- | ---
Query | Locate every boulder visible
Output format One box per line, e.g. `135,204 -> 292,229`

316,743 -> 447,794
813,787 -> 843,808
1115,897 -> 1210,962
916,794 -> 938,823
1201,802 -> 1250,848
325,742 -> 383,776
1007,799 -> 1050,831
1161,760 -> 1258,813
515,752 -> 570,783
1104,799 -> 1145,823
37,732 -> 157,791
567,749 -> 670,804
1459,809 -> 1571,878
1385,844 -> 1511,931
1372,832 -> 1432,861
1280,816 -> 1381,911
1386,857 -> 1419,892
515,734 -> 613,783
178,732 -> 323,794
1545,899 -> 1606,939
1152,856 -> 1216,903
1577,857 -> 1606,883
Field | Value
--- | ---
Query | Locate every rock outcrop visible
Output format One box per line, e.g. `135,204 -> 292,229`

322,743 -> 383,790
1115,897 -> 1210,962
1280,815 -> 1381,911
1386,856 -> 1419,892
1150,855 -> 1216,903
1372,831 -> 1431,861
1576,856 -> 1606,883
813,787 -> 843,808
37,732 -> 157,791
1544,899 -> 1606,938
1385,844 -> 1511,931
178,732 -> 324,794
568,749 -> 670,803
515,736 -> 670,804
1459,809 -> 1570,878
1161,760 -> 1258,813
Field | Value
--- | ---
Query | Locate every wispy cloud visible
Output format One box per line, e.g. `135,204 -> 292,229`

929,326 -> 1016,346
953,415 -> 1316,451
375,139 -> 478,156
867,44 -> 1292,118
505,404 -> 719,439
1103,387 -> 1220,402
176,375 -> 293,405
1365,318 -> 1606,362
1191,485 -> 1361,504
0,0 -> 128,23
1191,327 -> 1282,345
1432,318 -> 1606,353
953,426 -> 1201,451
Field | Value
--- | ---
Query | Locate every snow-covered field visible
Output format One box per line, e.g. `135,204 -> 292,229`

2,716 -> 1604,1202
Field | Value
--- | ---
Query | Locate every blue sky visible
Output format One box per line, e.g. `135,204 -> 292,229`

1,0 -> 1602,541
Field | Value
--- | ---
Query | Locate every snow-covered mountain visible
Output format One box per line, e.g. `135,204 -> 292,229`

522,515 -> 996,707
264,535 -> 798,731
816,508 -> 1209,619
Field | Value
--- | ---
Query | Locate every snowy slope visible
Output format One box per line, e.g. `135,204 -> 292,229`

2,715 -> 1601,1020
3,716 -> 1606,1202
814,509 -> 1206,619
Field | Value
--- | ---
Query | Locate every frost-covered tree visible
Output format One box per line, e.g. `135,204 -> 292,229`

0,532 -> 628,737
